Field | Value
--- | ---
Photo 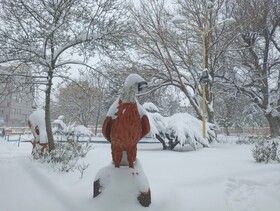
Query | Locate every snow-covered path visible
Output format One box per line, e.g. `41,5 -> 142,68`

1,138 -> 280,211
139,143 -> 280,211
0,141 -> 82,211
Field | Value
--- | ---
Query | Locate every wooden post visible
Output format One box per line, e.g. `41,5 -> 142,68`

202,29 -> 207,140
202,83 -> 207,139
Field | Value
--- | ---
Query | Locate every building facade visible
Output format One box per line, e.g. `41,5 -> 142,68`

0,65 -> 34,127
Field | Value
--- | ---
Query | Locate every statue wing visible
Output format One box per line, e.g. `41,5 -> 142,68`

141,115 -> 150,139
102,116 -> 113,142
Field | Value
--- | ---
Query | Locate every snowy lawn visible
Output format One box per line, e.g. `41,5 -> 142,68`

1,136 -> 280,211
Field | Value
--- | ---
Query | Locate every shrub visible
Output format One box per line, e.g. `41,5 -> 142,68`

236,135 -> 267,145
38,138 -> 93,173
252,139 -> 279,163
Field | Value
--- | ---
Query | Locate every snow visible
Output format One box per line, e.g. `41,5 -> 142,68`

106,98 -> 120,119
146,112 -> 167,136
146,111 -> 212,147
124,74 -> 145,87
107,98 -> 147,119
166,113 -> 211,147
136,100 -> 148,118
74,125 -> 92,137
1,135 -> 280,211
106,74 -> 148,119
53,119 -> 67,133
94,159 -> 150,203
28,109 -> 47,144
52,117 -> 92,137
143,102 -> 159,113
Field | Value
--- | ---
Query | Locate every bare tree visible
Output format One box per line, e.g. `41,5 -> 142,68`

123,0 -> 236,123
214,89 -> 267,135
174,0 -> 238,123
56,80 -> 98,127
56,72 -> 107,134
97,0 -> 237,144
86,72 -> 108,135
218,0 -> 280,137
0,64 -> 35,101
0,0 -> 128,150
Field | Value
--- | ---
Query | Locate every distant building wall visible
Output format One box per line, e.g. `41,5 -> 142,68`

0,65 -> 34,127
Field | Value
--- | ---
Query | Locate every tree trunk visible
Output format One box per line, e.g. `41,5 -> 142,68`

45,69 -> 55,151
95,105 -> 101,136
155,134 -> 167,150
224,126 -> 230,136
265,114 -> 280,138
207,108 -> 215,124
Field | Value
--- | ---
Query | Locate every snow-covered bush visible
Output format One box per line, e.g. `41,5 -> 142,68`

252,139 -> 279,163
39,139 -> 93,173
143,102 -> 216,150
73,125 -> 93,139
53,120 -> 93,142
143,102 -> 159,113
31,144 -> 49,160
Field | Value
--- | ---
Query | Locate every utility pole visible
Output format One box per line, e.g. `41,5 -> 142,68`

173,0 -> 235,140
201,6 -> 209,140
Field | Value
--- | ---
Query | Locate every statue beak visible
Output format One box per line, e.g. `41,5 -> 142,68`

138,81 -> 148,92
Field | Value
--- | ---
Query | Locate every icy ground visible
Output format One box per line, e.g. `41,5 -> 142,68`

0,136 -> 280,211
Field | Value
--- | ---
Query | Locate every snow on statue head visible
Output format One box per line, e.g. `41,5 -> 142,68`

28,109 -> 48,158
102,73 -> 150,168
120,73 -> 148,103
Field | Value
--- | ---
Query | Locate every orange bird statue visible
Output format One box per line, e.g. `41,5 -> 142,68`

102,74 -> 150,168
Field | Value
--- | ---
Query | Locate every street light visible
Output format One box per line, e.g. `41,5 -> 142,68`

200,69 -> 210,139
172,14 -> 210,140
172,4 -> 235,140
200,16 -> 234,140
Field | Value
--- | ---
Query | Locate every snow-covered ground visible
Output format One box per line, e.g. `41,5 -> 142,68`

1,135 -> 280,211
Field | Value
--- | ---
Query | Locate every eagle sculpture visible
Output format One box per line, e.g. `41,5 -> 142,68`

102,74 -> 150,168
28,109 -> 48,156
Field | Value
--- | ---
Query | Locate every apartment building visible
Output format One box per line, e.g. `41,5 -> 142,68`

0,65 -> 34,127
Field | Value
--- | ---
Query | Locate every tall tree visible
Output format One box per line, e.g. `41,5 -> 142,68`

99,0 -> 237,144
214,90 -> 267,135
56,72 -> 107,134
175,0 -> 237,123
86,72 -> 108,135
0,64 -> 34,102
57,80 -> 98,127
0,0 -> 128,150
125,0 -> 236,123
218,0 -> 280,137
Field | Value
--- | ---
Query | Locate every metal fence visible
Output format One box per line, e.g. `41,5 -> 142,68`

217,127 -> 270,136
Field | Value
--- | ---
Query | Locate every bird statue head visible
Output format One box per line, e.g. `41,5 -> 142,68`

120,74 -> 148,103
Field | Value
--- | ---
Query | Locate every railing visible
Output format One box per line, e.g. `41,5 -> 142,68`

3,127 -> 32,136
217,127 -> 270,136
3,134 -> 158,146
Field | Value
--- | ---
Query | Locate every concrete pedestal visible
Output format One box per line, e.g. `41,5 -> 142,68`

93,159 -> 151,207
